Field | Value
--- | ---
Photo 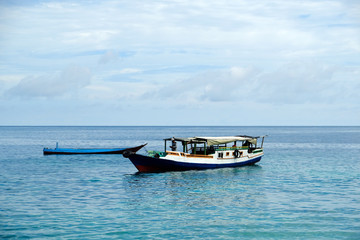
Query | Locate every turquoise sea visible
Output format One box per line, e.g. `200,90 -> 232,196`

1,126 -> 359,239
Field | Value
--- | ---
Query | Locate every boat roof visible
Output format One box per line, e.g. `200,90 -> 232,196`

164,136 -> 264,146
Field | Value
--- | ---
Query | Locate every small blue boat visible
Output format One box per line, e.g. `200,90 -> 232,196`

43,143 -> 146,155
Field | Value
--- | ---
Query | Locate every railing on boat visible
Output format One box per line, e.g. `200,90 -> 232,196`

166,151 -> 213,158
147,150 -> 214,158
147,148 -> 263,158
215,146 -> 249,151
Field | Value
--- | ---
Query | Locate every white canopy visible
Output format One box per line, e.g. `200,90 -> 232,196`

193,136 -> 257,146
165,136 -> 262,146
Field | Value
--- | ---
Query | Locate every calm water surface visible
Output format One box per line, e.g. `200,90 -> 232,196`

0,126 -> 359,239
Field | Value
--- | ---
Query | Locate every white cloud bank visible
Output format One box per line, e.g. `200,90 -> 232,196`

0,0 -> 359,125
148,61 -> 358,105
5,66 -> 91,98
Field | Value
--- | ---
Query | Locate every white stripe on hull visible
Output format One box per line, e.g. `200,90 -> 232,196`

160,151 -> 264,165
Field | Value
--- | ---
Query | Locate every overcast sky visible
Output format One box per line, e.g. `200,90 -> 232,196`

0,0 -> 359,126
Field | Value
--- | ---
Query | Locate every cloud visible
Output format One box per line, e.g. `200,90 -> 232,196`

256,61 -> 338,104
1,0 -> 359,75
0,0 -> 359,125
199,67 -> 259,102
97,50 -> 136,64
5,65 -> 91,98
1,0 -> 357,58
149,66 -> 259,103
147,61 -> 359,106
98,50 -> 119,64
252,62 -> 359,106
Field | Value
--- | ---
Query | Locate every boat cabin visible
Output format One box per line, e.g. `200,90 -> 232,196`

163,136 -> 266,156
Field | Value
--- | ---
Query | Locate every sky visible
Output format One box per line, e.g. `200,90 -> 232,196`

0,0 -> 359,126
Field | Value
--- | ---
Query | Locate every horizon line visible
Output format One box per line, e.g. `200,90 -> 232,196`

0,125 -> 359,127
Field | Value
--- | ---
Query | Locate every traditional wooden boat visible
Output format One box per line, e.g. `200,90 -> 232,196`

43,143 -> 147,155
123,136 -> 266,172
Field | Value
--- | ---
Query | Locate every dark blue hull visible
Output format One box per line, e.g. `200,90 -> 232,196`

128,154 -> 262,172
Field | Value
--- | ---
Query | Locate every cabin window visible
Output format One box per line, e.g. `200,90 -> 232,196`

218,152 -> 223,158
226,152 -> 230,156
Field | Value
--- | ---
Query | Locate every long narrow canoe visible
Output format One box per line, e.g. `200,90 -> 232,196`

43,143 -> 146,155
